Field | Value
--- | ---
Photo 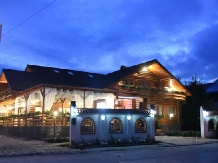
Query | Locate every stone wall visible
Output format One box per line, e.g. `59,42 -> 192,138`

0,126 -> 69,140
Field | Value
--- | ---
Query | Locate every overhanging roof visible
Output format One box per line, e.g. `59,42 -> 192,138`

1,59 -> 191,97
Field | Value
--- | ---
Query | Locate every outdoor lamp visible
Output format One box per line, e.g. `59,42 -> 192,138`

150,109 -> 156,115
170,113 -> 173,118
203,110 -> 209,117
127,115 -> 131,120
54,111 -> 58,117
101,115 -> 105,120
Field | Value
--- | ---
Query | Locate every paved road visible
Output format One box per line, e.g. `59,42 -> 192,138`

0,135 -> 218,162
0,143 -> 218,163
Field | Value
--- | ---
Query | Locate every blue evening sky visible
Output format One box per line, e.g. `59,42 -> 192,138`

0,0 -> 218,83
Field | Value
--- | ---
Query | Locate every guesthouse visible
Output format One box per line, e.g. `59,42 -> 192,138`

0,59 -> 191,142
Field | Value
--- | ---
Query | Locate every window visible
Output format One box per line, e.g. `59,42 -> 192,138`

168,107 -> 174,115
121,80 -> 127,85
135,118 -> 147,133
96,99 -> 106,108
109,118 -> 123,133
81,118 -> 95,134
208,119 -> 216,130
127,80 -> 133,85
156,106 -> 163,115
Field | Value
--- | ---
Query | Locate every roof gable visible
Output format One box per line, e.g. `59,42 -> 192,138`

206,79 -> 218,93
103,59 -> 191,96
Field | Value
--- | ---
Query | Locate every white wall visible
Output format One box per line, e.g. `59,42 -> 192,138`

70,113 -> 155,145
200,107 -> 217,138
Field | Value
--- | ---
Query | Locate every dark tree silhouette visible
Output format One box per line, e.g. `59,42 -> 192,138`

181,75 -> 209,131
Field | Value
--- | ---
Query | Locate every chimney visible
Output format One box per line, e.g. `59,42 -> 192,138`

120,65 -> 127,70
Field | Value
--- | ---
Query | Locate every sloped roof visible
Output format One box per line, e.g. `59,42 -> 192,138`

206,79 -> 218,93
1,59 -> 190,96
103,60 -> 155,87
3,68 -> 105,91
202,83 -> 213,90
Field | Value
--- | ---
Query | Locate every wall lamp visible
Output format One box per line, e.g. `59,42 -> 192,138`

101,115 -> 105,120
127,114 -> 131,120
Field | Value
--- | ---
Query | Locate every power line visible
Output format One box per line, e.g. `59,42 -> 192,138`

2,0 -> 57,37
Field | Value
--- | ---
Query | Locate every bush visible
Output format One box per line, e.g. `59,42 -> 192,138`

166,131 -> 200,137
155,119 -> 161,129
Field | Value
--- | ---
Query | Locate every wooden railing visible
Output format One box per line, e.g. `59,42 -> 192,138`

0,115 -> 70,127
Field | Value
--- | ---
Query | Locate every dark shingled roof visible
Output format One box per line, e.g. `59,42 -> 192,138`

3,60 -> 157,91
3,68 -> 106,91
2,59 -> 187,94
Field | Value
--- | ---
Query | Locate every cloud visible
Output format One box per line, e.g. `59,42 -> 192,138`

1,0 -> 218,83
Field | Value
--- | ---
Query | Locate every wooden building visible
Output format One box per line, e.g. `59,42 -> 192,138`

0,59 -> 191,140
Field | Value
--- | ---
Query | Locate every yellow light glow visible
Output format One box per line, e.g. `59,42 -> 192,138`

170,113 -> 174,118
168,87 -> 173,92
54,111 -> 58,117
142,67 -> 148,72
170,79 -> 173,87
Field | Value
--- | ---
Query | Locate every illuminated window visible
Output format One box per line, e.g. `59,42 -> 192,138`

168,107 -> 174,116
109,118 -> 122,133
81,118 -> 95,134
96,99 -> 106,108
135,118 -> 147,133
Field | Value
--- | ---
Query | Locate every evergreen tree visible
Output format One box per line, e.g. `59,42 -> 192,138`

182,75 -> 209,131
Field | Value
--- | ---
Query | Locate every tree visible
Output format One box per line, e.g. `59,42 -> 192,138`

181,75 -> 209,131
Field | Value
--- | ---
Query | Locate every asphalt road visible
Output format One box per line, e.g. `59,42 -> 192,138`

1,143 -> 218,163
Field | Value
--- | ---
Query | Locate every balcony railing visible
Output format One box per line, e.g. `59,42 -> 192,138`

118,84 -> 186,95
0,114 -> 70,127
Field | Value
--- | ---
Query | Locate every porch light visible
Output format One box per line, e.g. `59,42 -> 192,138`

70,101 -> 78,116
203,110 -> 209,117
127,115 -> 131,120
150,109 -> 156,115
71,108 -> 78,116
54,111 -> 58,117
101,115 -> 105,120
167,87 -> 173,92
142,67 -> 148,72
170,113 -> 174,118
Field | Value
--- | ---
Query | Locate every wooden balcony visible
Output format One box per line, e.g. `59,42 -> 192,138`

118,84 -> 186,100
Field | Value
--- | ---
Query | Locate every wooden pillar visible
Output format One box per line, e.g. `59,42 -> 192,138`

24,93 -> 30,126
40,87 -> 45,126
60,98 -> 66,126
83,90 -> 85,108
60,98 -> 66,113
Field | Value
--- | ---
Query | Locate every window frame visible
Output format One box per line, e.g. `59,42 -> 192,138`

109,117 -> 123,134
135,118 -> 147,133
80,117 -> 95,134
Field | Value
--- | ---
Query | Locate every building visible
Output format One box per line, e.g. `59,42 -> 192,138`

0,59 -> 190,142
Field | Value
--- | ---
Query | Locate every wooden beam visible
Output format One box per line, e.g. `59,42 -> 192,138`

60,98 -> 66,113
40,87 -> 45,126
